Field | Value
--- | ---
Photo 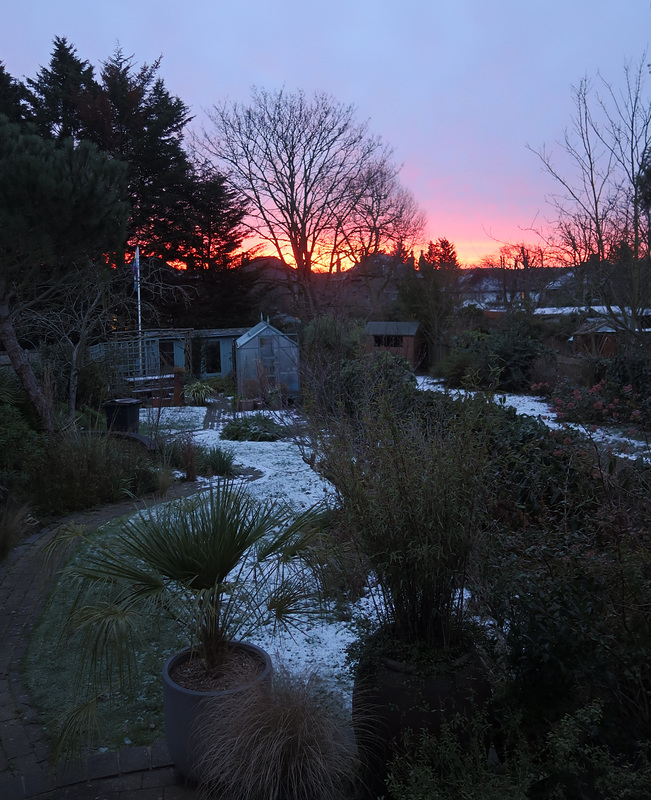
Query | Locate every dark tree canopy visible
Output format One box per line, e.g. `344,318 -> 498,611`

420,238 -> 460,270
26,36 -> 98,143
0,117 -> 129,431
23,39 -> 247,271
0,63 -> 31,126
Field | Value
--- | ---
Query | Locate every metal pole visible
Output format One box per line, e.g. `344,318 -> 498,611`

136,246 -> 143,376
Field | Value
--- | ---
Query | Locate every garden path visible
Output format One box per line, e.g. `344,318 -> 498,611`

0,481 -> 203,799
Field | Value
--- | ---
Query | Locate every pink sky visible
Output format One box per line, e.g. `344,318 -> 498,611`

2,0 -> 650,265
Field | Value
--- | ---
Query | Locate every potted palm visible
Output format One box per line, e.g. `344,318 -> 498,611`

48,479 -> 327,777
310,366 -> 493,794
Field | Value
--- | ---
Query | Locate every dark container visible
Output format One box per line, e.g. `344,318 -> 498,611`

103,398 -> 141,433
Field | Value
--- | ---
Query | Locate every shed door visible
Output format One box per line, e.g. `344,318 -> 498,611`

259,336 -> 277,384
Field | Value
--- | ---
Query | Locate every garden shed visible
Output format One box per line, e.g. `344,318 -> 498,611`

235,321 -> 300,400
192,328 -> 250,378
364,321 -> 423,368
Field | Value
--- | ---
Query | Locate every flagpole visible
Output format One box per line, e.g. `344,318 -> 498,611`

135,246 -> 143,376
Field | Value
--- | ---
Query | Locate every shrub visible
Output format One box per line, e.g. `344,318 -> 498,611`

595,351 -> 651,398
481,436 -> 651,756
221,413 -> 287,442
0,403 -> 43,495
386,702 -> 651,800
318,387 -> 492,649
337,350 -> 417,419
27,432 -> 159,515
552,378 -> 651,431
160,433 -> 201,480
196,668 -> 358,800
184,379 -> 215,405
205,374 -> 237,395
438,315 -> 545,391
386,707 -> 536,800
198,444 -> 236,477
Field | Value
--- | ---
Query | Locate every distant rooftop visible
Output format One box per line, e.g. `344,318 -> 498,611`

365,321 -> 420,336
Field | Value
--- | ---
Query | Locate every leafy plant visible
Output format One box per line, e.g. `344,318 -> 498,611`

0,494 -> 36,561
385,702 -> 651,800
386,706 -> 536,800
205,374 -> 237,395
551,377 -> 651,431
184,379 -> 215,405
196,667 -> 359,800
198,444 -> 236,477
27,431 -> 159,515
438,315 -> 545,391
0,403 -> 43,495
221,413 -> 287,442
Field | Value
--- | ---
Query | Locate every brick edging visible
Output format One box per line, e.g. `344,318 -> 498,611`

0,742 -> 177,799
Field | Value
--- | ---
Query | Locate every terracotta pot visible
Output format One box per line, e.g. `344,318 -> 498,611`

352,643 -> 490,798
162,642 -> 273,781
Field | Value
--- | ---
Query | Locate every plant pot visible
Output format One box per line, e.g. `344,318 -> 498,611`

162,642 -> 273,781
352,642 -> 491,798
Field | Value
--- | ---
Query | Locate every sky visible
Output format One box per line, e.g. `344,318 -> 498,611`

2,0 -> 651,265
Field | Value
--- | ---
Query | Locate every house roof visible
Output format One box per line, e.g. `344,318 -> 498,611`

365,321 -> 420,336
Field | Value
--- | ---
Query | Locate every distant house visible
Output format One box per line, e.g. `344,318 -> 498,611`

364,321 -> 424,368
235,321 -> 300,400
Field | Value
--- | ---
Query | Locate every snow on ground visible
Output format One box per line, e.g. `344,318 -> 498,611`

139,405 -> 359,705
137,384 -> 649,706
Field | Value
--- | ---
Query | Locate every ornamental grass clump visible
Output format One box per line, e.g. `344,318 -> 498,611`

221,412 -> 286,442
196,667 -> 359,800
319,386 -> 492,652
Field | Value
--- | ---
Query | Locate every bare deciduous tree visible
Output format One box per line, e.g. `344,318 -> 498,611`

530,56 -> 651,344
202,88 -> 423,314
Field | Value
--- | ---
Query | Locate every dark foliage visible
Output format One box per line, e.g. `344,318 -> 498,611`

438,314 -> 546,391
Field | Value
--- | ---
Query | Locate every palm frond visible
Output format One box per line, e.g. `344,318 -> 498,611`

50,692 -> 104,766
42,521 -> 89,581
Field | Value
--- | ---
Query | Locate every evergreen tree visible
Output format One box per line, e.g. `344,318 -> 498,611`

180,166 -> 248,271
26,36 -> 99,142
0,63 -> 31,125
423,237 -> 460,269
0,118 -> 128,431
87,47 -> 193,259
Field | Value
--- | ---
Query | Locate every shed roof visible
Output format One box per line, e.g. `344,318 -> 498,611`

194,327 -> 250,339
235,320 -> 297,349
365,321 -> 420,336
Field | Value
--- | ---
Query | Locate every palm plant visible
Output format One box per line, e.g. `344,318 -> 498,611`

50,479 -> 328,707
